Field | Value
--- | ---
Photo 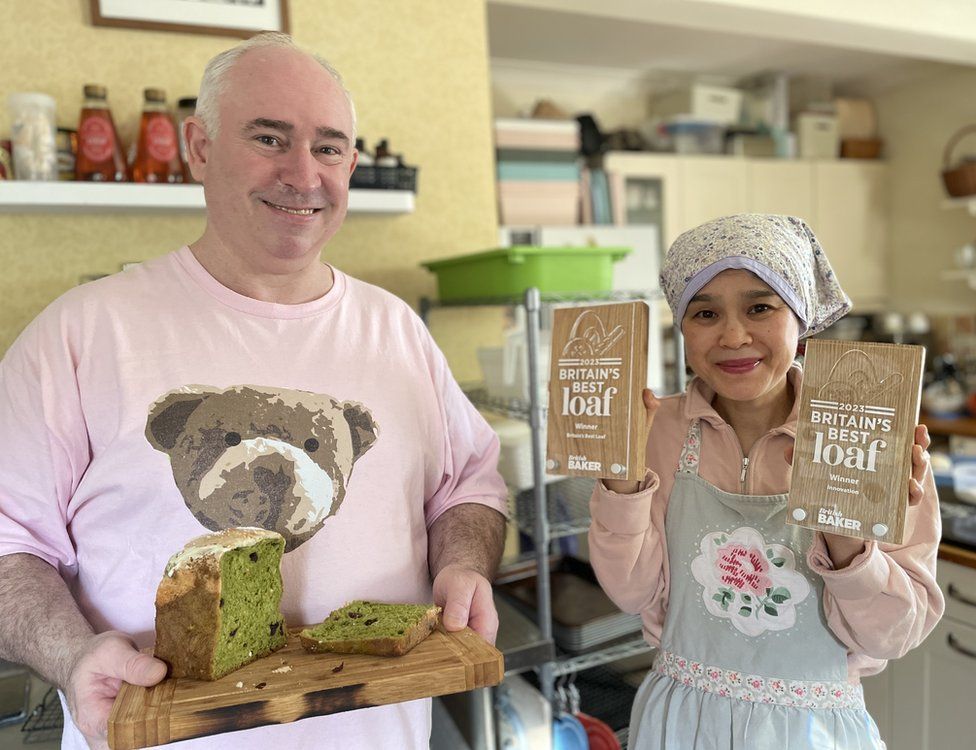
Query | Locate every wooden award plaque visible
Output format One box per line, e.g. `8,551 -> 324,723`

545,301 -> 650,481
787,339 -> 925,544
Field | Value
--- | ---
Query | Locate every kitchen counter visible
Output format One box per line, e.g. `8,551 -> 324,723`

921,411 -> 976,438
939,542 -> 976,569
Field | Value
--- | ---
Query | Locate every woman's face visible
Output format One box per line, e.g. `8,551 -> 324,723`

681,269 -> 800,405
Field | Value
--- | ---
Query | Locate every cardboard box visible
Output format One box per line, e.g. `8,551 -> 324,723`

652,84 -> 743,125
545,301 -> 650,481
788,340 -> 925,544
796,112 -> 839,159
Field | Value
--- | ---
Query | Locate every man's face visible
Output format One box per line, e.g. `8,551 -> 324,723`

189,47 -> 357,271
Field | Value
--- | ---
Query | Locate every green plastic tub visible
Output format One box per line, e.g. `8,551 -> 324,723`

421,246 -> 631,302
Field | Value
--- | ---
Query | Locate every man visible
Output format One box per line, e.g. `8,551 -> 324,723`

0,33 -> 507,750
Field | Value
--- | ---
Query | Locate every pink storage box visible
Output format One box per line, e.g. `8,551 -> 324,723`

498,180 -> 580,226
494,118 -> 580,151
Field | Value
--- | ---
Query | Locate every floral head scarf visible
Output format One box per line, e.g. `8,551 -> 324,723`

659,214 -> 852,338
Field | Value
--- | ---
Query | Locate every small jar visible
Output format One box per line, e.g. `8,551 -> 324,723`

7,92 -> 58,181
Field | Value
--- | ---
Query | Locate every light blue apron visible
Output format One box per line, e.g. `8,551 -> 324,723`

628,419 -> 884,749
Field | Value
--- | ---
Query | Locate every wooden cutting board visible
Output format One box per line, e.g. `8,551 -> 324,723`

108,625 -> 503,749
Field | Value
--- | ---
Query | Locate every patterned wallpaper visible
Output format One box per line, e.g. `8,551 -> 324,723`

0,0 -> 502,379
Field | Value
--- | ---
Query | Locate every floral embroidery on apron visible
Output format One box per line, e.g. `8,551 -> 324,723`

691,525 -> 811,637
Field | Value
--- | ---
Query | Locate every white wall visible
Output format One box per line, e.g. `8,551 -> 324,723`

875,64 -> 976,314
491,59 -> 655,128
489,0 -> 976,65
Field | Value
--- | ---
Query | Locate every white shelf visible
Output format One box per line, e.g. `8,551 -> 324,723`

0,181 -> 415,214
942,196 -> 976,216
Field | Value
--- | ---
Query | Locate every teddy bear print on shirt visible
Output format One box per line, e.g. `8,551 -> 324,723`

145,384 -> 378,552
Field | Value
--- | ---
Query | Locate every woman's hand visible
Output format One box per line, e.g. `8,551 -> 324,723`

908,424 -> 932,508
601,388 -> 660,495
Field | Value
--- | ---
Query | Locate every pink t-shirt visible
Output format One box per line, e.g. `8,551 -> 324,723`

0,247 -> 507,749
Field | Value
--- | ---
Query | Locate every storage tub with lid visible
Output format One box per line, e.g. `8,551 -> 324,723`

422,246 -> 630,302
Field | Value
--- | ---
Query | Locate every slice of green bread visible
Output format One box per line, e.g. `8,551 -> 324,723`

154,527 -> 288,680
299,601 -> 442,657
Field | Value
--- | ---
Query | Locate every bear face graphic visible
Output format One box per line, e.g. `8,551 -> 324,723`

146,385 -> 378,552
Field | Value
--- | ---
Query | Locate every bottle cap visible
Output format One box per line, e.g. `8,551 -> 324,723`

6,92 -> 56,111
144,88 -> 167,103
84,85 -> 107,100
177,97 -> 197,109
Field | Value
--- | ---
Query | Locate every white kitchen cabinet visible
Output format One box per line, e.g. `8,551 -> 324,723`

677,156 -> 749,232
604,152 -> 683,249
746,160 -> 816,219
603,152 -> 890,311
812,161 -> 889,312
861,668 -> 892,747
872,559 -> 976,750
886,616 -> 976,749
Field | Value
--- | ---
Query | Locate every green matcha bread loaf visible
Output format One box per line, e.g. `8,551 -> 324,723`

299,601 -> 442,657
154,527 -> 288,680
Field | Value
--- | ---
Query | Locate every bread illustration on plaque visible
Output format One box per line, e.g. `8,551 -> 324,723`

561,309 -> 625,358
299,601 -> 442,657
154,527 -> 287,680
146,385 -> 378,552
818,348 -> 904,402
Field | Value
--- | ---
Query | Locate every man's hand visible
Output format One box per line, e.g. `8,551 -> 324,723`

602,388 -> 660,495
432,564 -> 498,644
65,631 -> 167,750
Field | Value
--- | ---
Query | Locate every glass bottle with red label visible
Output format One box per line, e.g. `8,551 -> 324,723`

75,84 -> 127,182
130,88 -> 184,183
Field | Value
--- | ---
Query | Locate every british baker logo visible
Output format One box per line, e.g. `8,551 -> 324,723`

788,340 -> 925,545
546,302 -> 650,481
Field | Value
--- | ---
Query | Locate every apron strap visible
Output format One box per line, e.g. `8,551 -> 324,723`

678,418 -> 702,476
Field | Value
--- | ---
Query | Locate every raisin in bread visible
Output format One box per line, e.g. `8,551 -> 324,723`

299,601 -> 441,657
154,527 -> 288,680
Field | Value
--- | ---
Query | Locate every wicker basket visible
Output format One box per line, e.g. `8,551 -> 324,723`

942,125 -> 976,197
841,138 -> 882,159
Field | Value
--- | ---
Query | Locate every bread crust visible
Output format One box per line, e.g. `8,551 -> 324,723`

153,528 -> 286,680
299,605 -> 441,657
154,559 -> 223,679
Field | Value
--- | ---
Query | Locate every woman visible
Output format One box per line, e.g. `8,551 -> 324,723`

588,214 -> 943,749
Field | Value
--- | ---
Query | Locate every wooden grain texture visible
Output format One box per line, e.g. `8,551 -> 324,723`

107,625 -> 502,750
546,301 -> 649,481
788,340 -> 925,544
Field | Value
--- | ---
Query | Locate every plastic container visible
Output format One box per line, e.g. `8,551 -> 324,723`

484,416 -> 559,490
350,138 -> 376,188
422,246 -> 630,302
7,92 -> 58,180
663,118 -> 725,155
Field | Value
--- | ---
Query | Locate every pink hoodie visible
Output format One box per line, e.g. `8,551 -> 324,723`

588,366 -> 944,680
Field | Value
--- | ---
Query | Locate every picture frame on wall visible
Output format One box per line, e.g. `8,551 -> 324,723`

90,0 -> 290,38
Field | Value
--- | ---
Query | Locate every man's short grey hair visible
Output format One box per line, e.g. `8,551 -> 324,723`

195,31 -> 357,139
